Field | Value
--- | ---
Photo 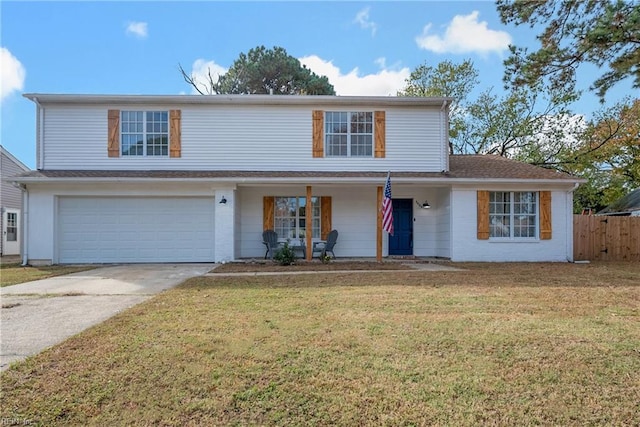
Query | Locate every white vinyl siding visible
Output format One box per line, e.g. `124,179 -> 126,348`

40,104 -> 445,172
1,151 -> 27,208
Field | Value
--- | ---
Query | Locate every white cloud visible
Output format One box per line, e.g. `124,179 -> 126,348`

300,55 -> 410,96
186,59 -> 228,94
416,11 -> 511,55
126,21 -> 148,38
354,7 -> 377,36
0,47 -> 25,102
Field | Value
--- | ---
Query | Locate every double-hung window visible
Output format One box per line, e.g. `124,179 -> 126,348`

121,111 -> 169,156
274,197 -> 321,240
325,111 -> 373,157
489,191 -> 538,239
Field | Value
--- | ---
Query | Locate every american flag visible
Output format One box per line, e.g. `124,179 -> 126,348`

382,172 -> 394,236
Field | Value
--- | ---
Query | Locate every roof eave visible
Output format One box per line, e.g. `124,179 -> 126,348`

9,175 -> 586,186
22,93 -> 454,108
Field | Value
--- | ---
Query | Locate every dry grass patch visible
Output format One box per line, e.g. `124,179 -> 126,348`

1,262 -> 638,425
0,263 -> 95,287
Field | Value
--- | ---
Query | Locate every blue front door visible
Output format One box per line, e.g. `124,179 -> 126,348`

389,199 -> 413,255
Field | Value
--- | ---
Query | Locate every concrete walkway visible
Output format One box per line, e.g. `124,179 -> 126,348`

0,264 -> 214,371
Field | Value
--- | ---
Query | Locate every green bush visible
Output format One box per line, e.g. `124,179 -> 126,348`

274,242 -> 296,266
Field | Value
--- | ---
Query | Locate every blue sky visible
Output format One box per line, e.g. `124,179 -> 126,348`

1,1 -> 635,169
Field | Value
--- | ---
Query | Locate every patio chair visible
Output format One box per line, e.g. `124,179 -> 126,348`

262,229 -> 279,259
312,229 -> 338,259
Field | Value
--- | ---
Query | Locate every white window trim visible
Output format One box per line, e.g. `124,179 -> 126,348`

489,191 -> 539,241
324,111 -> 374,157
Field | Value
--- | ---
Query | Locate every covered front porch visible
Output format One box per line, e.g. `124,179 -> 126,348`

230,183 -> 452,262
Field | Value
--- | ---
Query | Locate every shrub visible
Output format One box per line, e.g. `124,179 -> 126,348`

274,242 -> 296,266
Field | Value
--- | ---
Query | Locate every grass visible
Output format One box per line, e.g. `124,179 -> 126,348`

1,262 -> 639,425
0,263 -> 95,287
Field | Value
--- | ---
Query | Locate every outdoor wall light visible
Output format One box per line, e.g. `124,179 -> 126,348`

416,200 -> 431,209
219,196 -> 227,204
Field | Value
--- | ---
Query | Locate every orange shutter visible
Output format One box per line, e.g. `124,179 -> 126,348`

107,110 -> 120,157
374,111 -> 385,158
170,110 -> 181,158
263,196 -> 275,231
477,190 -> 490,240
540,191 -> 552,240
320,196 -> 332,240
312,110 -> 324,158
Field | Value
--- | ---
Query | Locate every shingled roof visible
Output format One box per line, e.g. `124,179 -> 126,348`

598,188 -> 640,215
10,155 -> 581,183
447,155 -> 576,180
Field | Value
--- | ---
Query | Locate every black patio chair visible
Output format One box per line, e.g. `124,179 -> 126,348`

312,229 -> 338,259
262,229 -> 279,259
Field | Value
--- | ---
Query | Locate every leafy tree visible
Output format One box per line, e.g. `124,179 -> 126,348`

459,87 -> 577,158
180,46 -> 335,95
497,0 -> 640,102
569,99 -> 640,211
398,59 -> 574,157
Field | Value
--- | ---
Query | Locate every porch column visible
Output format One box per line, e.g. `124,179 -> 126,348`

306,185 -> 312,261
214,188 -> 236,263
377,186 -> 383,262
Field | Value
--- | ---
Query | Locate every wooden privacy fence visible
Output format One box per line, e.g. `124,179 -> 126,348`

573,215 -> 640,261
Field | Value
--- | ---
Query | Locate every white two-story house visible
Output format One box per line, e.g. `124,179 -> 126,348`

12,94 -> 582,265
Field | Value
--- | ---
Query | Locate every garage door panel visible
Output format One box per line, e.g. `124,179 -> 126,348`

58,197 -> 215,263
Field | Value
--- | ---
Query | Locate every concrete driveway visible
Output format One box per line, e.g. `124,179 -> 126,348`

0,263 -> 214,371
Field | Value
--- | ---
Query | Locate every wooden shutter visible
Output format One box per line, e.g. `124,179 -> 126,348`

263,196 -> 275,231
107,110 -> 120,157
540,191 -> 552,240
170,109 -> 181,158
374,110 -> 385,158
320,196 -> 332,240
477,190 -> 490,240
312,110 -> 324,158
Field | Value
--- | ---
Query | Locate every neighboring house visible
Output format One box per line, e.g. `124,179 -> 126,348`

12,94 -> 583,265
597,188 -> 640,216
1,145 -> 29,256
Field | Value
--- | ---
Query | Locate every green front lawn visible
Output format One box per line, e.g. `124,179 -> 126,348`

1,262 -> 638,425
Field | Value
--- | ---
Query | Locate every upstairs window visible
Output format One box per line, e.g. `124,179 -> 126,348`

325,111 -> 373,157
121,111 -> 169,156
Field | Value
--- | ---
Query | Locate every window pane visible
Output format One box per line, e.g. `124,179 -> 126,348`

274,196 -> 322,241
351,135 -> 372,156
489,191 -> 538,239
326,135 -> 347,156
6,213 -> 17,241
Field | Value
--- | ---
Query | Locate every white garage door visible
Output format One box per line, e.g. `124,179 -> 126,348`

58,197 -> 215,263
